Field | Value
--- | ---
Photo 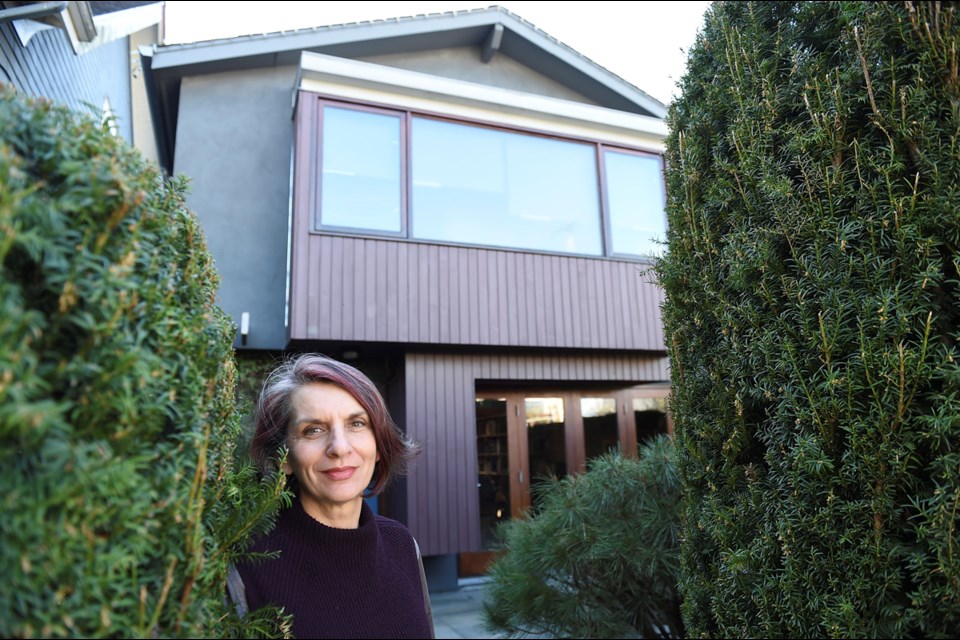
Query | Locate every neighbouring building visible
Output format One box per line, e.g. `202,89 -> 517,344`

144,6 -> 673,589
1,0 -> 163,159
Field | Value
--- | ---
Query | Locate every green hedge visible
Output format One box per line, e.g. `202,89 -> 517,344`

0,86 -> 287,638
659,2 -> 960,636
482,436 -> 683,639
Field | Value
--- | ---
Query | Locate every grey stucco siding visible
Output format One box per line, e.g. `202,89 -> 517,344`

174,66 -> 297,349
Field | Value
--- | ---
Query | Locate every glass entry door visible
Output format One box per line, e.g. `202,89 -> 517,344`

466,386 -> 671,574
475,393 -> 570,550
523,397 -> 567,514
475,398 -> 511,550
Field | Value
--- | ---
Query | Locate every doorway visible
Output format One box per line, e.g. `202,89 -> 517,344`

461,386 -> 671,577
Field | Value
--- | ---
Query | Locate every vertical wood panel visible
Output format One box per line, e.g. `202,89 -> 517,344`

457,251 -> 472,344
579,260 -> 593,348
403,246 -> 414,343
306,235 -> 321,339
431,247 -> 442,342
356,239 -> 369,339
439,248 -> 450,343
473,248 -> 486,344
317,236 -> 333,338
462,361 -> 477,550
487,247 -> 500,344
548,256 -> 561,347
454,360 -> 467,550
635,263 -> 648,348
496,251 -> 508,345
507,252 -> 520,346
592,254 -> 606,348
417,245 -> 430,343
532,252 -> 545,346
529,253 -> 542,346
331,238 -> 345,338
385,242 -> 398,341
541,255 -> 554,346
396,243 -> 408,341
432,358 -> 447,549
375,239 -> 388,338
606,262 -> 621,348
365,238 -> 376,338
293,236 -> 668,350
568,258 -> 581,347
445,247 -> 457,343
619,262 -> 634,349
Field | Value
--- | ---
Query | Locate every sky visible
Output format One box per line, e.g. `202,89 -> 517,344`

162,1 -> 712,105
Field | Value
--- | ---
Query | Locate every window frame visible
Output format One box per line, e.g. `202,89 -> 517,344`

313,100 -> 409,239
308,95 -> 667,261
599,145 -> 669,261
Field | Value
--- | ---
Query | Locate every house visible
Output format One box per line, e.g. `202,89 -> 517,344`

144,5 -> 672,589
0,0 -> 163,159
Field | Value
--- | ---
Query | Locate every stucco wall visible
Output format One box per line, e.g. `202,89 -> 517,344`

358,46 -> 602,106
174,65 -> 297,349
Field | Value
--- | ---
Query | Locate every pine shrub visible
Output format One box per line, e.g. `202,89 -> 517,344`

482,436 -> 683,639
0,85 -> 289,638
659,2 -> 960,636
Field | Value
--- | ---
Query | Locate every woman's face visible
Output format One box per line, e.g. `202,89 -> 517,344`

283,382 -> 379,524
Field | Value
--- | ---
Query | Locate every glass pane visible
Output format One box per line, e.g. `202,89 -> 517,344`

320,106 -> 401,232
526,397 -> 566,512
605,150 -> 666,258
634,396 -> 668,447
476,398 -> 509,550
582,397 -> 619,462
412,118 -> 602,255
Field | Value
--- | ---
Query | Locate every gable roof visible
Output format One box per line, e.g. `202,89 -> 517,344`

143,5 -> 666,173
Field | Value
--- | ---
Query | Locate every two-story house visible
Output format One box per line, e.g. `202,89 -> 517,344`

144,6 -> 672,589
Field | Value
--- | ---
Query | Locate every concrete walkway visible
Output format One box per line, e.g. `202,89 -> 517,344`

430,579 -> 502,639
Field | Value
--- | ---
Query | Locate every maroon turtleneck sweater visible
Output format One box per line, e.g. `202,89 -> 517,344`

236,500 -> 433,639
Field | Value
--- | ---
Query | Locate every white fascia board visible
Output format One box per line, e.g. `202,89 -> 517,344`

295,51 -> 667,153
73,3 -> 163,55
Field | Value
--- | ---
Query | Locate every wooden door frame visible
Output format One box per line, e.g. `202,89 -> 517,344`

475,385 -> 672,518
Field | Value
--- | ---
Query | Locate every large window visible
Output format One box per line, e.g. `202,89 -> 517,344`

318,106 -> 402,233
604,150 -> 668,258
411,118 -> 602,255
313,102 -> 665,259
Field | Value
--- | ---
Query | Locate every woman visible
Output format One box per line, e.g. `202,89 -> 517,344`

233,353 -> 434,639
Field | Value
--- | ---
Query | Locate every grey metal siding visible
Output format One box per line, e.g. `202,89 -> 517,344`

1,23 -> 132,142
290,234 -> 666,351
403,351 -> 670,556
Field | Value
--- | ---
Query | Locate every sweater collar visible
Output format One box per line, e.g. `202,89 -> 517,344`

284,498 -> 379,550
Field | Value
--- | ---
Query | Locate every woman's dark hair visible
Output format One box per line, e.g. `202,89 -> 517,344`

251,353 -> 419,495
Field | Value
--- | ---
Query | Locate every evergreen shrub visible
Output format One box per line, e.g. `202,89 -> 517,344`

659,2 -> 960,636
482,436 -> 683,639
0,85 -> 288,638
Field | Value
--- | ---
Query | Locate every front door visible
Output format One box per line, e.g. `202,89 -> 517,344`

462,387 -> 670,577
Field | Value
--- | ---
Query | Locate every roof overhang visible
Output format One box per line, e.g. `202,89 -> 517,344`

145,7 -> 667,174
296,51 -> 668,151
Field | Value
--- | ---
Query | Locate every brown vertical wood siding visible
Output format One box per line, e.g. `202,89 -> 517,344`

289,235 -> 666,350
403,352 -> 670,556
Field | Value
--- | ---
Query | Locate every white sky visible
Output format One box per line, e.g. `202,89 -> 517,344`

162,1 -> 711,105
